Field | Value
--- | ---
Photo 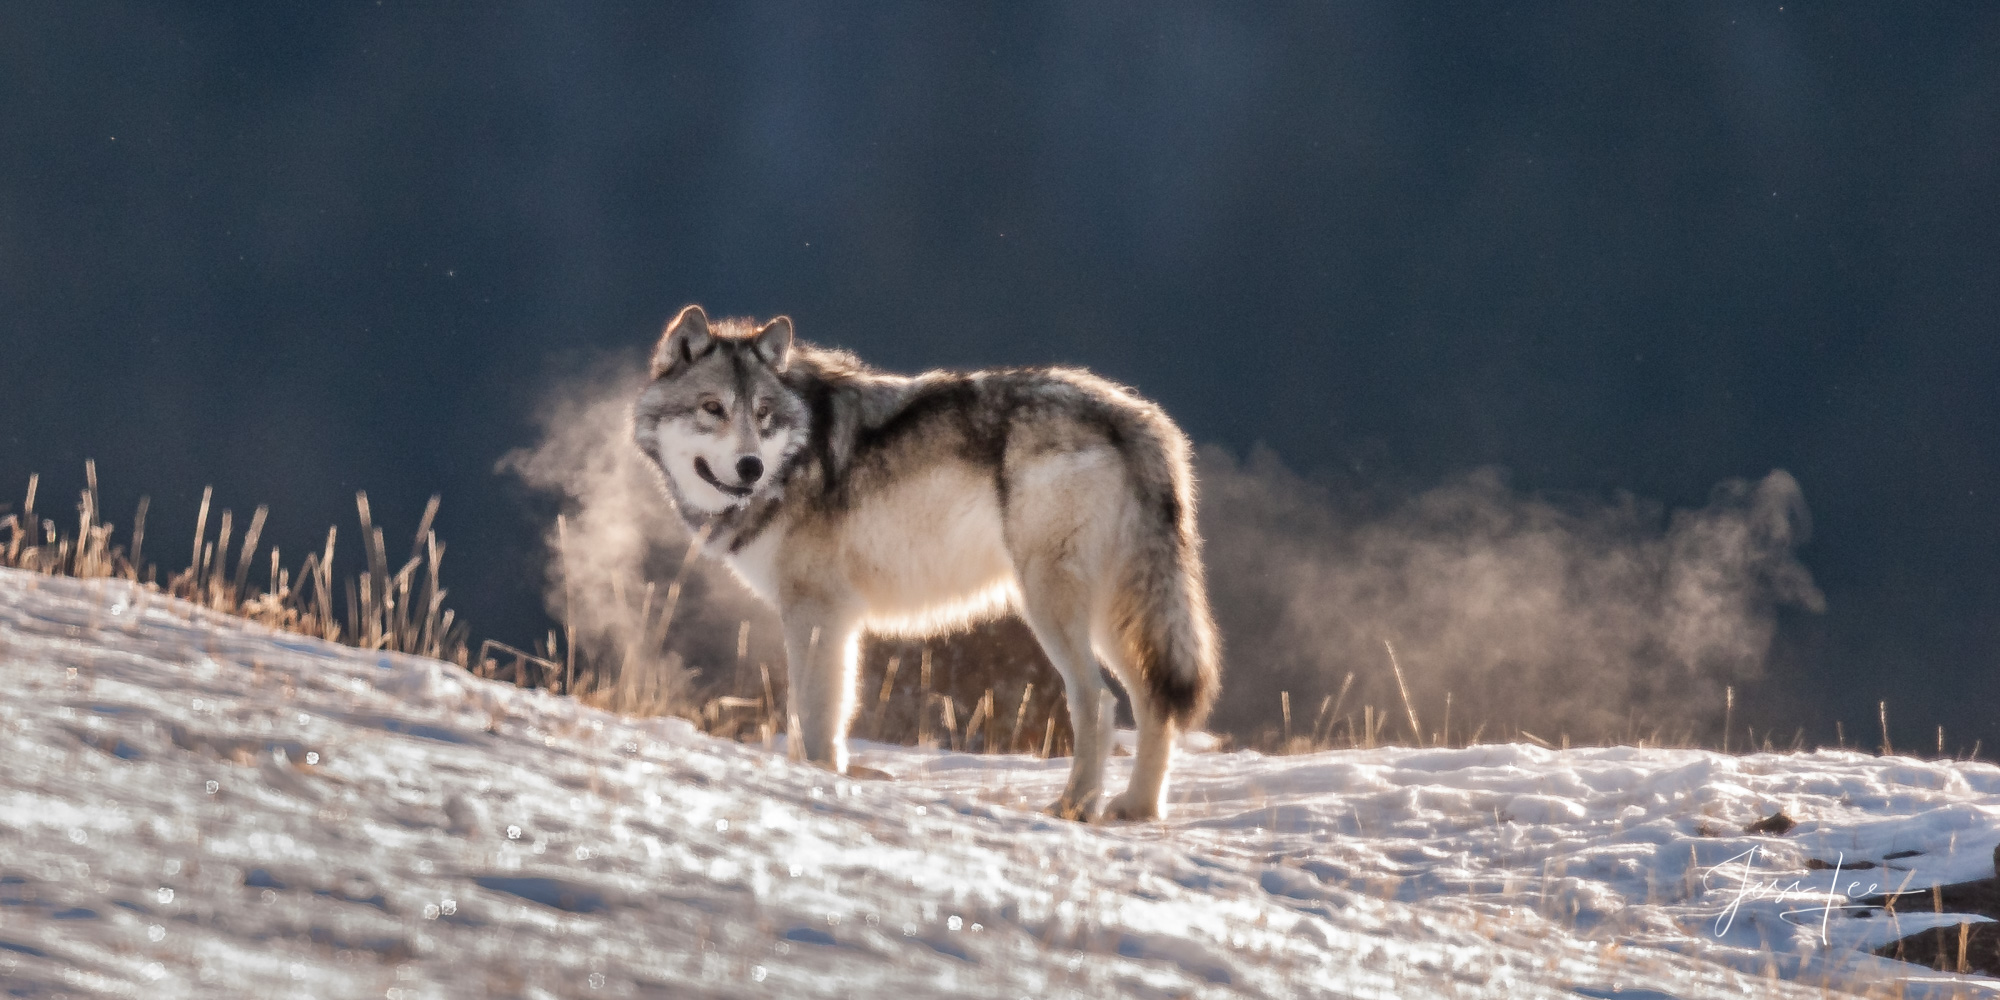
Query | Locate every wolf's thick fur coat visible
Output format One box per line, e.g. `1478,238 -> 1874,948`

633,305 -> 1219,820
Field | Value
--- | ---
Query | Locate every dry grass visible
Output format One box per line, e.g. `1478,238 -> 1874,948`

674,617 -> 1077,760
8,463 -> 1980,771
2,463 -> 467,663
1250,661 -> 1984,766
1250,680 -> 1891,758
1,463 -> 1072,758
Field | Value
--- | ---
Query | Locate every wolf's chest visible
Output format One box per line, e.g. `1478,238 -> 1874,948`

721,463 -> 1017,628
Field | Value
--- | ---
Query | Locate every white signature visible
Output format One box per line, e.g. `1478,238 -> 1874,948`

1703,846 -> 1886,943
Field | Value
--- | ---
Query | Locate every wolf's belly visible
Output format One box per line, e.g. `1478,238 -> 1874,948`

838,464 -> 1016,634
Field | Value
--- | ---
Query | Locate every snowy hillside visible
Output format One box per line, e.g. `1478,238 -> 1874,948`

2,567 -> 1997,999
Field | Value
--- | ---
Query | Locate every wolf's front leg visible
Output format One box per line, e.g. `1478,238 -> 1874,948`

780,608 -> 862,774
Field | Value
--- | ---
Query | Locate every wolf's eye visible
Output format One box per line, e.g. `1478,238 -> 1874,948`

755,402 -> 771,420
701,400 -> 725,418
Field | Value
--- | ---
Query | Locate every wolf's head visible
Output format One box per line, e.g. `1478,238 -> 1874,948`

633,304 -> 810,516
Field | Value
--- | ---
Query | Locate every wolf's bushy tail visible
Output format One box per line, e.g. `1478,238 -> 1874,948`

1109,403 -> 1221,730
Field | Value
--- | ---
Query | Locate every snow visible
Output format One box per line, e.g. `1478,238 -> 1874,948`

3,567 -> 1998,999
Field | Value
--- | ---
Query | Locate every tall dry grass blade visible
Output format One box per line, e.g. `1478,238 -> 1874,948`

648,522 -> 714,649
409,494 -> 441,564
876,656 -> 901,706
759,662 -> 776,726
346,576 -> 363,646
190,485 -> 212,582
440,609 -> 463,665
1011,682 -> 1034,752
355,492 -> 391,647
562,625 -> 576,694
232,505 -> 268,601
1723,685 -> 1734,754
1317,672 -> 1355,746
390,551 -> 421,650
871,654 -> 903,740
420,531 -> 443,657
965,691 -> 993,753
370,527 -> 390,645
423,586 -> 446,659
625,582 -> 658,670
318,526 -> 338,639
77,460 -> 99,576
1281,691 -> 1293,746
476,640 -> 559,688
556,514 -> 574,693
938,695 -> 959,752
294,552 -> 319,621
1880,701 -> 1892,756
1384,640 -> 1423,746
130,496 -> 149,580
213,509 -> 233,601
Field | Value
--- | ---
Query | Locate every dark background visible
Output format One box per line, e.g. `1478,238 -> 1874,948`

3,4 -> 1995,747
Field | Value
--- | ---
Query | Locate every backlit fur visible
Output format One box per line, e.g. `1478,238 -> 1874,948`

633,304 -> 1220,821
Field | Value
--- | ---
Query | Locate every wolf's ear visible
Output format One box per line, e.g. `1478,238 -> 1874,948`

752,316 -> 793,372
652,305 -> 714,378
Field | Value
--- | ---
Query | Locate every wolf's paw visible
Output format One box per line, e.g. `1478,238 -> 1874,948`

1099,792 -> 1160,823
1044,794 -> 1098,822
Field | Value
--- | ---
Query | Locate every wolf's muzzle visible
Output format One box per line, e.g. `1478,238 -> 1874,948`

693,457 -> 754,498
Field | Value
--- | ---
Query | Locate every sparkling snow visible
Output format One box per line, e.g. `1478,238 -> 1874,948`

2,568 -> 1997,998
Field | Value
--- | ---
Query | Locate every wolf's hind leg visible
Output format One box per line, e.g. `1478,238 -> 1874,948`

1017,586 -> 1113,821
1097,638 -> 1174,822
780,604 -> 863,774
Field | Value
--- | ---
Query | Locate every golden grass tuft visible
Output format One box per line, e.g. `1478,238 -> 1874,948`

3,463 -> 470,664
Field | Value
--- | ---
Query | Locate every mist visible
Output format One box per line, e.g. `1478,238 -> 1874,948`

1197,446 -> 1825,745
498,358 -> 780,708
502,366 -> 1824,745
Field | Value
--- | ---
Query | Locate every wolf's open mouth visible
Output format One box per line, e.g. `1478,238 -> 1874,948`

693,457 -> 753,498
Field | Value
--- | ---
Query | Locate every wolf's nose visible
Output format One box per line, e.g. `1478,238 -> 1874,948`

736,456 -> 764,483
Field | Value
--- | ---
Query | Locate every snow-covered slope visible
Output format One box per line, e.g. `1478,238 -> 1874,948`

3,567 -> 1997,999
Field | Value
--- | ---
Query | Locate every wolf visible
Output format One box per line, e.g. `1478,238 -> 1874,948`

632,304 -> 1219,821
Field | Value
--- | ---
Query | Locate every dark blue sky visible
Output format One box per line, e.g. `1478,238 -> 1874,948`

3,4 -> 1996,745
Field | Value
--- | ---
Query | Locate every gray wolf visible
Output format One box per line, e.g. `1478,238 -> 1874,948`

632,304 -> 1219,821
